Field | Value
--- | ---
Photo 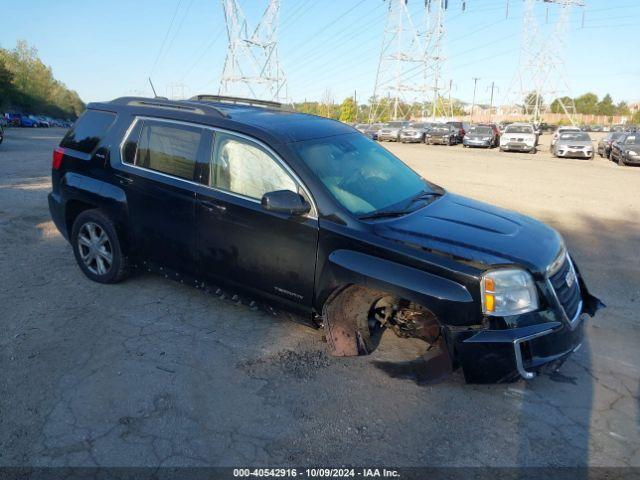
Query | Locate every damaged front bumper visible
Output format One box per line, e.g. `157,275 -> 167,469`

452,257 -> 603,383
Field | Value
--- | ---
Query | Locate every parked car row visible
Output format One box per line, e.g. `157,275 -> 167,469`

357,121 -> 472,146
2,113 -> 72,128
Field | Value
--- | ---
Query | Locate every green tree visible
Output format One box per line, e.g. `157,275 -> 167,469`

616,101 -> 631,116
0,57 -> 15,105
523,92 -> 544,114
550,96 -> 573,114
339,96 -> 357,123
0,40 -> 84,118
597,94 -> 615,116
574,92 -> 599,114
632,110 -> 640,125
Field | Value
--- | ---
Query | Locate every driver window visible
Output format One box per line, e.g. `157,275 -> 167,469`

210,132 -> 297,200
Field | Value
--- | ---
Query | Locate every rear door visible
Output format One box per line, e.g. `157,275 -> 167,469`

194,131 -> 319,312
116,117 -> 208,272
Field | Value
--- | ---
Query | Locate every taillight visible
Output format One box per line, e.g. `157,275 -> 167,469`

52,148 -> 64,170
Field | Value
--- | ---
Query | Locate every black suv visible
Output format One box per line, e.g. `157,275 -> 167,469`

48,95 -> 602,383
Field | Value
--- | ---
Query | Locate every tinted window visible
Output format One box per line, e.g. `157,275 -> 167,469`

135,121 -> 203,180
60,110 -> 116,153
122,121 -> 142,164
559,132 -> 590,141
210,132 -> 296,200
624,135 -> 639,145
505,125 -> 534,134
469,126 -> 492,134
294,133 -> 430,216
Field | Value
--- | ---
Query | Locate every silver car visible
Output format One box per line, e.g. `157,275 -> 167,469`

550,126 -> 581,151
553,131 -> 594,159
399,122 -> 431,143
377,121 -> 409,142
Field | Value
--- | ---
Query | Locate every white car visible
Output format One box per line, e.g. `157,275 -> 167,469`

499,123 -> 537,154
550,126 -> 581,151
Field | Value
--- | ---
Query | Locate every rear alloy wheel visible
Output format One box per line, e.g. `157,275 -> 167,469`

71,209 -> 129,283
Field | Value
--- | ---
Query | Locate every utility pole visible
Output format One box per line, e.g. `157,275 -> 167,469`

354,90 -> 358,123
487,81 -> 498,121
219,0 -> 287,102
470,77 -> 480,122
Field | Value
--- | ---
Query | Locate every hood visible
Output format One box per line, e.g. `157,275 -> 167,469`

374,193 -> 562,274
467,133 -> 492,139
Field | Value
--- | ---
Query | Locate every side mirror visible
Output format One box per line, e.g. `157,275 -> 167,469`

261,190 -> 311,216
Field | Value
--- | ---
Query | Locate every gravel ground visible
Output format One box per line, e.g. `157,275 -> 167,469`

0,127 -> 638,469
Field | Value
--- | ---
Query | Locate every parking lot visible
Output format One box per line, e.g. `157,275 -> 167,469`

1,127 -> 639,468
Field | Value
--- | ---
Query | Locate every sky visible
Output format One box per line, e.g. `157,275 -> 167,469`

1,0 -> 638,107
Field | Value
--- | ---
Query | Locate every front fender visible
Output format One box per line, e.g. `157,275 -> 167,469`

317,249 -> 478,326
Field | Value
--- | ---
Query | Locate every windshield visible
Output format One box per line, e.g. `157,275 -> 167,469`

624,135 -> 640,145
431,124 -> 450,133
559,132 -> 590,141
468,126 -> 492,135
294,133 -> 432,216
505,125 -> 533,134
409,123 -> 426,128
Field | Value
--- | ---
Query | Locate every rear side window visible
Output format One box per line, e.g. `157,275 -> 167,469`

132,120 -> 203,181
60,110 -> 116,153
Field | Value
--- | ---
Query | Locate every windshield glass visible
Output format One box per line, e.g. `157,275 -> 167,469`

505,125 -> 533,134
559,132 -> 590,141
624,135 -> 639,145
468,126 -> 492,134
294,133 -> 432,216
409,123 -> 426,128
431,124 -> 449,133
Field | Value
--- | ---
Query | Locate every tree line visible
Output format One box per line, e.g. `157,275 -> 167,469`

293,94 -> 466,124
0,40 -> 85,119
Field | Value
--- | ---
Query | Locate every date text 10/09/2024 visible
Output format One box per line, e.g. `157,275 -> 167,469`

233,468 -> 401,478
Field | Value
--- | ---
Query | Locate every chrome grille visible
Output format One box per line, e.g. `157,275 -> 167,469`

549,255 -> 581,321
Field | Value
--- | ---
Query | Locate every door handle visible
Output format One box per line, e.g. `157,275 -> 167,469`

199,199 -> 226,213
114,174 -> 133,185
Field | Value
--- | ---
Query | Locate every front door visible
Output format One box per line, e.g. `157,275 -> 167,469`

194,131 -> 318,312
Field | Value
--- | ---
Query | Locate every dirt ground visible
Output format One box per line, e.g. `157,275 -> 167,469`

0,127 -> 638,469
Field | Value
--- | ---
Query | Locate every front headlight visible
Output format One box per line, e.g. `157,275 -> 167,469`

628,150 -> 638,156
481,268 -> 539,316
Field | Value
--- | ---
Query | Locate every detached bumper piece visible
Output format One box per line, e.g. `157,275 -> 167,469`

457,320 -> 584,383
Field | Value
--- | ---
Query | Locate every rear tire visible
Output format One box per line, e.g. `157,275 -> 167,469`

71,209 -> 129,284
617,155 -> 625,166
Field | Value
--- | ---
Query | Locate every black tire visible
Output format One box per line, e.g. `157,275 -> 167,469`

530,147 -> 537,154
71,209 -> 129,284
617,155 -> 625,166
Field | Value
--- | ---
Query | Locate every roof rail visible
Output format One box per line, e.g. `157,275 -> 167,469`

108,96 -> 228,118
189,94 -> 283,110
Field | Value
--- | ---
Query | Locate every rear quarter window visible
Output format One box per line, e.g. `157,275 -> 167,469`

60,110 -> 117,153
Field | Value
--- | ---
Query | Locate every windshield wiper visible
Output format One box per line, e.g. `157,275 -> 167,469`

358,191 -> 443,221
358,210 -> 411,221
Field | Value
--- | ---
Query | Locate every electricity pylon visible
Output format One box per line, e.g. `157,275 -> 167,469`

219,0 -> 288,102
369,0 -> 466,123
424,0 -> 450,120
369,0 -> 429,122
506,0 -> 584,124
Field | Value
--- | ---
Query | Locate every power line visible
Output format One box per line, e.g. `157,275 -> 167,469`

149,0 -> 185,76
